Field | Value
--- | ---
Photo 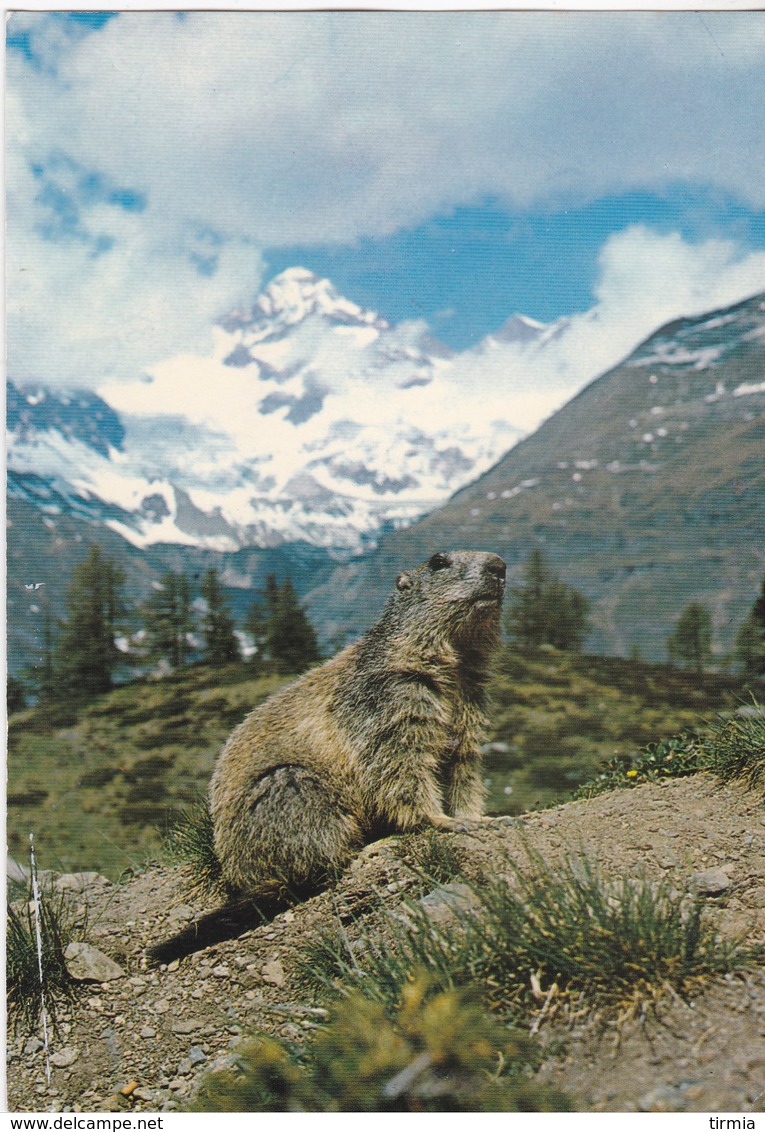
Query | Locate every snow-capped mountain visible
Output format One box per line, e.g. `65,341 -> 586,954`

305,290 -> 765,659
7,268 -> 529,556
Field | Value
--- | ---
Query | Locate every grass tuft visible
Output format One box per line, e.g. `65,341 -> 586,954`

703,704 -> 765,789
164,794 -> 225,899
394,828 -> 465,886
7,880 -> 83,1035
302,848 -> 759,1024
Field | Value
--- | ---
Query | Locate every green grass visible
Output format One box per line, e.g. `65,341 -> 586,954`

302,847 -> 759,1024
574,700 -> 765,799
6,664 -> 290,878
7,652 -> 755,878
7,879 -> 84,1035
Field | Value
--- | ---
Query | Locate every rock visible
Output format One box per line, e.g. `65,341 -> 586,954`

188,1047 -> 206,1066
24,1038 -> 43,1055
171,1019 -> 202,1035
211,965 -> 230,979
153,1000 -> 170,1014
261,958 -> 285,987
50,1047 -> 79,1069
167,904 -> 195,923
8,857 -> 29,884
64,943 -> 126,983
692,868 -> 731,896
139,1027 -> 156,1039
56,872 -> 111,893
417,882 -> 481,927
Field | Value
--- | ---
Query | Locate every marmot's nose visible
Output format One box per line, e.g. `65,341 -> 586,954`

483,555 -> 506,581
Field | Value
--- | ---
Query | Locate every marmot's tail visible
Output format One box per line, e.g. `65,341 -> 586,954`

146,895 -> 289,965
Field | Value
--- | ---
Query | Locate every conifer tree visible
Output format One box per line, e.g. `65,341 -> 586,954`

735,575 -> 765,678
200,568 -> 241,666
55,544 -> 126,697
245,574 -> 281,663
268,579 -> 321,674
142,571 -> 195,667
506,549 -> 590,652
667,602 -> 713,673
246,575 -> 321,673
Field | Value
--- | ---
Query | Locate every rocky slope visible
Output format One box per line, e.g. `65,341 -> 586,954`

7,775 -> 765,1113
304,291 -> 765,660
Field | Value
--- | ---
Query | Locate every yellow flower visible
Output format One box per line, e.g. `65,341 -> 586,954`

626,769 -> 638,778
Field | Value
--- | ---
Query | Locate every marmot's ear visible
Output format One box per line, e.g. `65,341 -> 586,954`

396,572 -> 413,592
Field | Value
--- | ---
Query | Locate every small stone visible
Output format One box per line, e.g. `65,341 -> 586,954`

261,958 -> 285,987
188,1047 -> 206,1066
64,942 -> 125,983
638,1084 -> 688,1112
168,1078 -> 185,1092
171,1019 -> 202,1035
167,959 -> 180,973
211,965 -> 230,979
24,1037 -> 44,1055
692,868 -> 731,896
167,904 -> 195,923
153,999 -> 170,1014
56,872 -> 110,892
50,1047 -> 79,1069
132,1088 -> 155,1102
139,1026 -> 156,1039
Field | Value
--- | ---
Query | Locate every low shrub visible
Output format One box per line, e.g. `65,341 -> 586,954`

191,975 -> 570,1112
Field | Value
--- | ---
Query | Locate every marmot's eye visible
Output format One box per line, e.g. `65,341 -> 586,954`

428,553 -> 451,572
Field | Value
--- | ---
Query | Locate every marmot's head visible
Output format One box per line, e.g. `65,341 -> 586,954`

390,550 -> 506,647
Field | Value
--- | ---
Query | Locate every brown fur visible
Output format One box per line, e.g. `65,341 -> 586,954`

209,550 -> 506,898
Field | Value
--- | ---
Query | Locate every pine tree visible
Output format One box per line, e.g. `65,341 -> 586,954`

667,602 -> 713,674
735,575 -> 765,678
246,575 -> 321,674
245,574 -> 281,664
268,579 -> 321,674
200,568 -> 241,666
55,544 -> 126,697
506,549 -> 590,652
142,572 -> 195,668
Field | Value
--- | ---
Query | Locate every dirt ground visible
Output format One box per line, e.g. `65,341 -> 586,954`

7,773 -> 765,1113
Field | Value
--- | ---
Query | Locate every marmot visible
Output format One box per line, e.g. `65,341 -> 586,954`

209,549 -> 506,899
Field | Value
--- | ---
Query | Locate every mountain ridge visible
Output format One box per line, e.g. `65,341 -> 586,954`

302,290 -> 765,660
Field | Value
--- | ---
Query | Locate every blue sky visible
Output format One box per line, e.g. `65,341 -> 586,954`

7,9 -> 765,381
265,190 -> 765,348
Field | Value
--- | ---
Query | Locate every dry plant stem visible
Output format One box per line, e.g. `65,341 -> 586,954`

30,833 -> 52,1085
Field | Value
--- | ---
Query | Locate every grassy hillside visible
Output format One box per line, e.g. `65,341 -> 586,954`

7,652 -> 756,879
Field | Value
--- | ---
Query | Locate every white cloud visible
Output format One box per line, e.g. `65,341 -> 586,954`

6,10 -> 765,384
450,227 -> 765,431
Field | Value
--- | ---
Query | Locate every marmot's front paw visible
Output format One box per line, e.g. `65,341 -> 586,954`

427,813 -> 468,832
